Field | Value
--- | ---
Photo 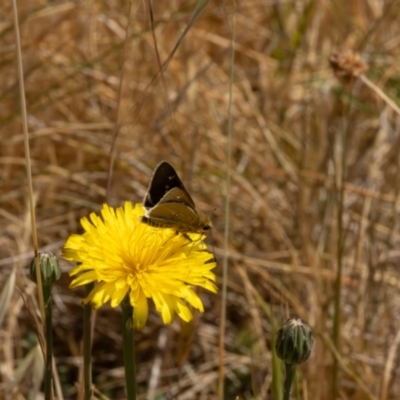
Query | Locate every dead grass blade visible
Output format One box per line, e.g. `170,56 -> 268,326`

0,269 -> 16,326
6,343 -> 44,395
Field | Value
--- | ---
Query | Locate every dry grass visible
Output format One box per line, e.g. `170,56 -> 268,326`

1,0 -> 400,399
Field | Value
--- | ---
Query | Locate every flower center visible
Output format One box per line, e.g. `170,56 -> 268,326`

135,262 -> 145,272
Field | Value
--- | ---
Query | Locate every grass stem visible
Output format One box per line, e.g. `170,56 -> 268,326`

332,85 -> 353,398
11,0 -> 46,344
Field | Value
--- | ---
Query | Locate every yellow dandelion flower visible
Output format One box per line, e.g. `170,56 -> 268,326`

63,202 -> 217,330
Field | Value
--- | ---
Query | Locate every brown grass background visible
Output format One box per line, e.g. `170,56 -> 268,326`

1,0 -> 400,399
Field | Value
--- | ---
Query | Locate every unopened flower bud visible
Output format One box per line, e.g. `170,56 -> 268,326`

276,318 -> 314,365
30,252 -> 61,287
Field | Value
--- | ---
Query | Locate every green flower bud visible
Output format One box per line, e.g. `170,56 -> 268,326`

275,318 -> 314,365
30,252 -> 61,287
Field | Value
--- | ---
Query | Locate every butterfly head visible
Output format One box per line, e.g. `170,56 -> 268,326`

198,215 -> 212,233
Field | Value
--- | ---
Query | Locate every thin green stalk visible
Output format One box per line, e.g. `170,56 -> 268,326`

271,325 -> 283,400
283,363 -> 296,400
294,369 -> 300,400
218,2 -> 235,399
83,282 -> 94,400
121,296 -> 136,400
43,286 -> 53,400
253,291 -> 282,399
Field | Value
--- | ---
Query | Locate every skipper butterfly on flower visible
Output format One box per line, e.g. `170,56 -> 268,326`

141,162 -> 212,234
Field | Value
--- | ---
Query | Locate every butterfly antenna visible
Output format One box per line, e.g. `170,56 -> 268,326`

208,207 -> 217,220
207,208 -> 217,259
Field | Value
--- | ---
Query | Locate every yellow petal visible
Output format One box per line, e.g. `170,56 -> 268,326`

132,290 -> 148,330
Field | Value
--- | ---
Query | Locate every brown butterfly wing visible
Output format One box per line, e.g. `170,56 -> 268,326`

142,163 -> 211,233
157,187 -> 196,209
143,162 -> 195,209
143,202 -> 202,232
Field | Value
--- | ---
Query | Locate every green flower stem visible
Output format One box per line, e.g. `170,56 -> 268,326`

283,363 -> 296,400
43,285 -> 53,400
83,282 -> 94,400
271,323 -> 283,400
121,297 -> 136,400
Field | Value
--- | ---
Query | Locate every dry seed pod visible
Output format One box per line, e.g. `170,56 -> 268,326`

329,49 -> 368,85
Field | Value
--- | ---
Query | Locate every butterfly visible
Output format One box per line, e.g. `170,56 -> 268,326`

140,161 -> 212,234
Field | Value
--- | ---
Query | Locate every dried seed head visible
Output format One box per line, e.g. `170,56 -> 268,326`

329,49 -> 368,85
